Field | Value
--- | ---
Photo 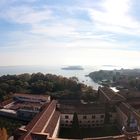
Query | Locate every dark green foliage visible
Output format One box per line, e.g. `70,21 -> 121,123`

0,116 -> 25,136
0,73 -> 96,101
59,126 -> 120,139
72,112 -> 79,129
71,112 -> 80,138
89,70 -> 117,82
89,69 -> 140,91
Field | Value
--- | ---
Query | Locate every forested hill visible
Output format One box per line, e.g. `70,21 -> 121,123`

0,73 -> 95,101
88,69 -> 140,90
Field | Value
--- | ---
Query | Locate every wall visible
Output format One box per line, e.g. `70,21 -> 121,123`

116,107 -> 128,129
52,116 -> 61,138
60,113 -> 105,128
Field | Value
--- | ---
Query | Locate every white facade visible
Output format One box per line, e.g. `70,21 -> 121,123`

61,114 -> 73,127
52,117 -> 61,138
60,113 -> 105,128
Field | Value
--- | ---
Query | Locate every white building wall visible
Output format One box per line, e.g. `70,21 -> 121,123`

60,114 -> 73,127
60,113 -> 105,128
52,116 -> 61,138
78,114 -> 105,126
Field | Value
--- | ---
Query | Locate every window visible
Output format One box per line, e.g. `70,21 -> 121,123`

92,115 -> 95,119
100,115 -> 104,118
66,120 -> 69,123
96,120 -> 99,123
88,121 -> 90,123
83,116 -> 87,119
96,124 -> 99,126
65,115 -> 69,119
100,120 -> 103,123
61,124 -> 64,126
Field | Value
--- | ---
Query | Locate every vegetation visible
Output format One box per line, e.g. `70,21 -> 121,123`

0,116 -> 25,137
0,73 -> 96,101
59,126 -> 120,139
0,73 -> 96,136
89,69 -> 140,90
0,128 -> 8,140
71,112 -> 80,138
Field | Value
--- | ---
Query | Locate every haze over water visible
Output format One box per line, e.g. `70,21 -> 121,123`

0,65 -> 125,90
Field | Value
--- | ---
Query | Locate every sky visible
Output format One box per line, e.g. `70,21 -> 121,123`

0,0 -> 140,68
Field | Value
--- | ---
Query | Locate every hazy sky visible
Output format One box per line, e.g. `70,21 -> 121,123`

0,0 -> 140,67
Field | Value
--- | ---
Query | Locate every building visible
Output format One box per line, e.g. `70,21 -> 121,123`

0,93 -> 51,121
14,100 -> 60,140
3,87 -> 140,139
13,93 -> 50,103
98,86 -> 126,104
59,100 -> 105,128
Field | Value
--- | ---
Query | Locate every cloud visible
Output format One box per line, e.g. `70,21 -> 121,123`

0,5 -> 52,25
87,0 -> 140,35
0,0 -> 140,67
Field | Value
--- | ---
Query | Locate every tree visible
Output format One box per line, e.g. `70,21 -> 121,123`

0,128 -> 8,140
71,112 -> 80,138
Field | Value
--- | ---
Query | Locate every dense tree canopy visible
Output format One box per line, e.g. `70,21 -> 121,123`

0,73 -> 96,101
89,69 -> 140,91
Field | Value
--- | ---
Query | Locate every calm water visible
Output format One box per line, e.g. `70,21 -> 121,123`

0,65 -> 122,90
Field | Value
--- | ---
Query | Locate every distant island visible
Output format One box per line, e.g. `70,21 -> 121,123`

102,65 -> 117,67
61,66 -> 84,70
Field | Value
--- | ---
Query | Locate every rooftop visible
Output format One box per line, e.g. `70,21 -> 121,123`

19,100 -> 59,140
14,93 -> 50,101
117,102 -> 140,126
59,102 -> 105,114
99,87 -> 126,102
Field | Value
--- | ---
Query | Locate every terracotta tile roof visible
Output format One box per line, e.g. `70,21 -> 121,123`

31,100 -> 57,133
44,111 -> 60,137
9,102 -> 42,110
24,102 -> 51,131
83,134 -> 127,140
131,104 -> 140,109
118,102 -> 140,126
0,98 -> 13,107
59,103 -> 105,114
19,100 -> 57,140
118,102 -> 132,116
14,93 -> 50,101
99,87 -> 126,102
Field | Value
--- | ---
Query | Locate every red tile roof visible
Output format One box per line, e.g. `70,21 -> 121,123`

14,93 -> 50,100
0,98 -> 13,107
118,102 -> 140,126
60,103 -> 105,114
44,111 -> 60,137
99,87 -> 126,102
19,100 -> 57,140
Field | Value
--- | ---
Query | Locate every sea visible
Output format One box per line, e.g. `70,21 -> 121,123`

0,65 -> 122,90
